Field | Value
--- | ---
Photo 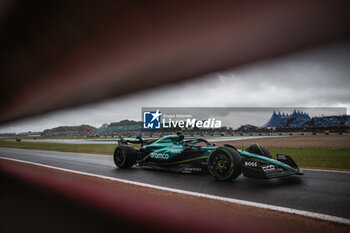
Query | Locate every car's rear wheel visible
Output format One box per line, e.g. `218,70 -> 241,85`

208,147 -> 241,181
113,145 -> 137,168
245,143 -> 272,158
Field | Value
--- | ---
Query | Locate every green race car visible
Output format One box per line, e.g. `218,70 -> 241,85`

113,133 -> 303,181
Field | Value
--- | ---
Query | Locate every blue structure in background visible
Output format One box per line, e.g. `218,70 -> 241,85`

263,109 -> 350,129
263,110 -> 311,128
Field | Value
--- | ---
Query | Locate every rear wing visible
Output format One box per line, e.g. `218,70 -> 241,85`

118,137 -> 148,145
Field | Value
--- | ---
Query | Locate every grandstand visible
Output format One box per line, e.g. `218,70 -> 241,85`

263,110 -> 310,128
263,110 -> 350,130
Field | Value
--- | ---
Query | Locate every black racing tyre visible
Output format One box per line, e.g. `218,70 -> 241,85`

207,147 -> 241,181
113,145 -> 137,168
245,143 -> 272,158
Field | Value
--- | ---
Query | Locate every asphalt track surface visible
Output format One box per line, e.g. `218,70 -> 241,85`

0,147 -> 349,220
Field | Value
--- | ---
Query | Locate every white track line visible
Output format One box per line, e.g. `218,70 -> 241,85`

1,156 -> 349,225
302,168 -> 350,174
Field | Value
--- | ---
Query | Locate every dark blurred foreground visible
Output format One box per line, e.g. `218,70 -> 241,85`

0,0 -> 349,124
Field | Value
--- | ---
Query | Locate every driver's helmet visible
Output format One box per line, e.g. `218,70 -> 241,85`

175,131 -> 183,135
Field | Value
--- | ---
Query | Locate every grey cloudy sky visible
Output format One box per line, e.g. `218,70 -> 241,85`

1,41 -> 349,133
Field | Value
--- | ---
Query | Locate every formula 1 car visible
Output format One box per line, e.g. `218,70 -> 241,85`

113,133 -> 303,181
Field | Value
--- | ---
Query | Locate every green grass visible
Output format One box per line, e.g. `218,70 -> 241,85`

0,139 -> 349,171
268,148 -> 350,171
235,147 -> 350,171
0,140 -> 118,155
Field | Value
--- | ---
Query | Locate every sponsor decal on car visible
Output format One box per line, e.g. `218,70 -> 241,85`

150,153 -> 169,159
184,167 -> 202,172
170,149 -> 182,153
244,161 -> 258,167
262,165 -> 275,172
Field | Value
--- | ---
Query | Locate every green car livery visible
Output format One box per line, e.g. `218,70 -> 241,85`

113,133 -> 303,181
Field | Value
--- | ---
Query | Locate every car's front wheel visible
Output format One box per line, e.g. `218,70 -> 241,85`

113,145 -> 137,168
208,147 -> 241,181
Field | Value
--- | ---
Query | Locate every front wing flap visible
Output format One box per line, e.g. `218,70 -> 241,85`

241,157 -> 303,179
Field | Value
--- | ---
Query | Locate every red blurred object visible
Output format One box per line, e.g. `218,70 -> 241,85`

0,0 -> 349,125
0,159 -> 275,233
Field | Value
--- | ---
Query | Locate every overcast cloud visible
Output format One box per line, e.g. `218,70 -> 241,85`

1,41 -> 349,133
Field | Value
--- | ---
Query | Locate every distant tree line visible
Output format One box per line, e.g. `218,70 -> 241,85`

107,120 -> 142,127
43,125 -> 96,133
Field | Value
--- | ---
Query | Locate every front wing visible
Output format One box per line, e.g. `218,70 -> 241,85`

241,154 -> 303,179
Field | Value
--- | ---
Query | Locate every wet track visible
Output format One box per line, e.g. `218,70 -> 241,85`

0,147 -> 349,219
